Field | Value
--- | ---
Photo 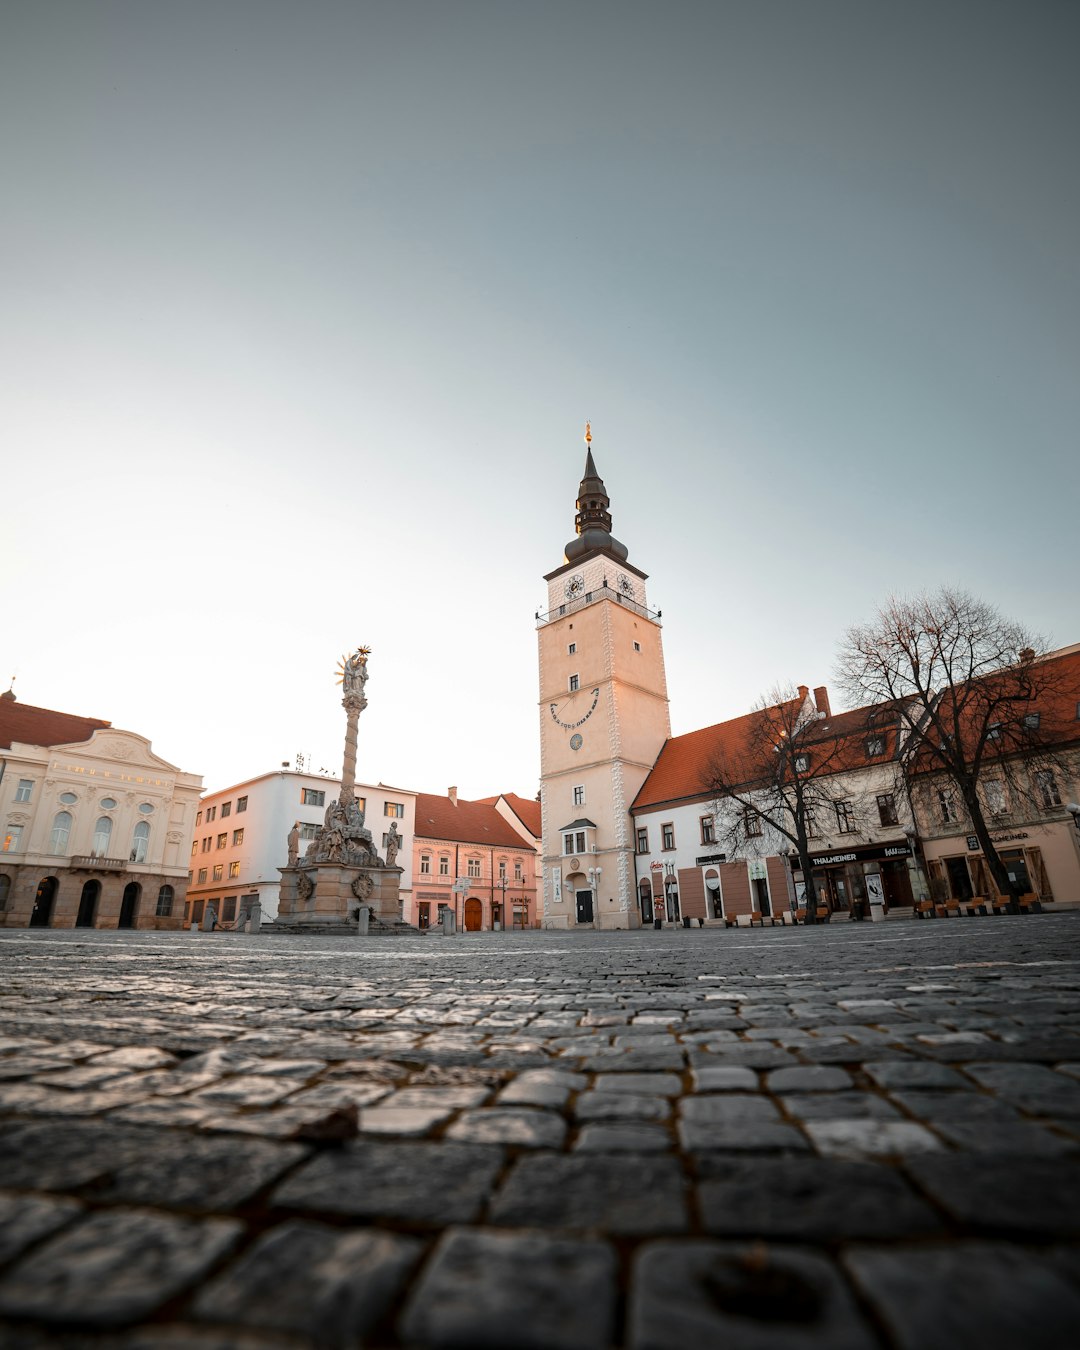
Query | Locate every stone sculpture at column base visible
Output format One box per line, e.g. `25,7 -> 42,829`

277,856 -> 401,928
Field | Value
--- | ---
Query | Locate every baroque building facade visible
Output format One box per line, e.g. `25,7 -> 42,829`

0,690 -> 201,929
538,431 -> 671,928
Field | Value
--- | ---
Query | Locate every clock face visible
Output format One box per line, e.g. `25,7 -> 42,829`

570,733 -> 583,751
550,687 -> 600,729
564,573 -> 585,599
617,572 -> 635,598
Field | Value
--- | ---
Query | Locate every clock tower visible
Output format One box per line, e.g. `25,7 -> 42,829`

538,427 -> 671,928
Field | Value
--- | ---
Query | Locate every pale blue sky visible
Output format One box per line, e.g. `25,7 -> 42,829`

2,1 -> 1077,798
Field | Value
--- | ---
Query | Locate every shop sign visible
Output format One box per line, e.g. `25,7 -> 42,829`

966,835 -> 980,851
696,852 -> 727,866
796,840 -> 912,869
748,860 -> 767,880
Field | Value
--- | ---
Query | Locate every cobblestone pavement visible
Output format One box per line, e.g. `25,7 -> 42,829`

1,917 -> 1079,1349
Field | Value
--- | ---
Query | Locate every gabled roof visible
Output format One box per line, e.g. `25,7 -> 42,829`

476,792 -> 542,839
0,695 -> 112,752
415,792 -> 538,851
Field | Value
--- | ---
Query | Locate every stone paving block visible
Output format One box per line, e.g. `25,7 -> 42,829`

399,1226 -> 617,1349
885,1089 -> 1021,1122
592,1071 -> 683,1096
574,1091 -> 671,1121
574,1122 -> 672,1151
689,1046 -> 796,1069
356,1103 -> 457,1136
445,1107 -> 567,1147
842,1242 -> 1080,1350
0,1191 -> 83,1265
273,1140 -> 503,1224
580,1049 -> 685,1072
766,1066 -> 854,1093
193,1219 -> 420,1345
961,1062 -> 1080,1115
192,1075 -> 299,1107
780,1092 -> 902,1121
497,1068 -> 586,1107
904,1155 -> 1080,1236
281,1081 -> 392,1110
0,1208 -> 241,1326
863,1060 -> 968,1089
804,1119 -> 943,1158
929,1120 -> 1076,1155
691,1064 -> 759,1092
490,1153 -> 689,1233
88,1046 -> 180,1071
627,1240 -> 878,1349
696,1157 -> 941,1240
680,1094 -> 783,1126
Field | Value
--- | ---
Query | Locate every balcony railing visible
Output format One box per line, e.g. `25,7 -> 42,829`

537,585 -> 660,626
70,855 -> 129,873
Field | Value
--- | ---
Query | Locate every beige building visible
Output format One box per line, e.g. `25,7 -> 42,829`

0,690 -> 201,929
538,432 -> 671,928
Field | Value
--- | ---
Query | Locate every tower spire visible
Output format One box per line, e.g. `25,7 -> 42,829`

563,426 -> 629,564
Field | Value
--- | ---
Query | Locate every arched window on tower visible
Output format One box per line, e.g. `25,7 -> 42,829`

131,821 -> 150,864
49,811 -> 73,855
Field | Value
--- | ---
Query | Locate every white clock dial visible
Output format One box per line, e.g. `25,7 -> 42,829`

617,573 -> 635,598
564,573 -> 585,599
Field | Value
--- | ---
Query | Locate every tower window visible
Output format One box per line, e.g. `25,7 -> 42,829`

568,643 -> 576,655
569,674 -> 579,692
573,785 -> 585,806
633,642 -> 641,652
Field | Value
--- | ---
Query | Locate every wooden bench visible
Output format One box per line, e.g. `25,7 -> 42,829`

935,899 -> 961,918
966,897 -> 989,916
815,906 -> 831,923
749,910 -> 768,927
794,907 -> 807,925
915,900 -> 936,919
1018,894 -> 1043,914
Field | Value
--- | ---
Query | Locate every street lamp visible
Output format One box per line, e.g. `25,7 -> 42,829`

495,873 -> 509,929
587,866 -> 602,923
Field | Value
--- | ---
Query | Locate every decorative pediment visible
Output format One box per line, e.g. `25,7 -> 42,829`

54,729 -> 180,774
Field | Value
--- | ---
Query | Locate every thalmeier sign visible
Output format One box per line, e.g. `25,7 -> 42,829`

792,840 -> 912,869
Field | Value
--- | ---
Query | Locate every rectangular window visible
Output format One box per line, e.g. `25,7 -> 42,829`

299,822 -> 319,840
201,837 -> 211,853
498,860 -> 507,879
568,642 -> 576,655
195,810 -> 202,826
467,857 -> 481,879
938,790 -> 958,824
191,840 -> 198,856
237,796 -> 248,813
743,809 -> 763,838
876,793 -> 899,827
1035,770 -> 1061,808
212,863 -> 223,881
573,785 -> 585,806
206,806 -> 216,822
301,788 -> 325,807
384,802 -> 404,818
568,674 -> 580,692
3,824 -> 24,852
228,861 -> 240,878
633,641 -> 641,652
14,779 -> 33,802
987,723 -> 1002,741
1022,712 -> 1041,731
197,868 -> 207,884
420,854 -> 431,874
835,801 -> 856,833
794,754 -> 810,773
636,827 -> 648,853
221,896 -> 237,922
700,816 -> 715,844
220,801 -> 231,818
439,855 -> 449,876
563,832 -> 587,855
514,860 -> 522,880
216,833 -> 227,849
984,780 -> 1007,816
232,828 -> 244,846
866,736 -> 885,757
661,822 -> 675,850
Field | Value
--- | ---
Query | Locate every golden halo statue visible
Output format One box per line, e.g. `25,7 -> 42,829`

335,646 -> 371,693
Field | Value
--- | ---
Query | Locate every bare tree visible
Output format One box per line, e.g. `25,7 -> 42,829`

703,686 -> 868,922
836,587 -> 1069,908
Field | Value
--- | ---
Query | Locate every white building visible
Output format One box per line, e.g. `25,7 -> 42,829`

183,769 -> 417,926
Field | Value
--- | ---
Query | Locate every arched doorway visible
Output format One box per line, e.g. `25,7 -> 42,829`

76,880 -> 100,928
31,876 -> 58,927
463,897 -> 482,931
118,882 -> 141,929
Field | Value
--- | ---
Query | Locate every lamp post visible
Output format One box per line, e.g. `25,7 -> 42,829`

495,873 -> 509,930
587,865 -> 602,927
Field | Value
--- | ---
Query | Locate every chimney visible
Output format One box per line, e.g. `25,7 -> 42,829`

797,685 -> 809,701
813,686 -> 831,718
448,786 -> 458,806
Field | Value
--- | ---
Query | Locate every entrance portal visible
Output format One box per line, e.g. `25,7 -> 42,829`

31,877 -> 58,927
464,897 -> 482,931
118,882 -> 141,929
576,889 -> 594,924
76,880 -> 100,928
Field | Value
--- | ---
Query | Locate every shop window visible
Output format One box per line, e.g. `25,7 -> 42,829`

999,849 -> 1032,894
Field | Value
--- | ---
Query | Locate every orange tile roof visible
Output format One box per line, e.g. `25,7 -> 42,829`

0,696 -> 111,751
415,792 -> 538,851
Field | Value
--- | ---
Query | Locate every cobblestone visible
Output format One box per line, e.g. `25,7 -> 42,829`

0,918 -> 1078,1346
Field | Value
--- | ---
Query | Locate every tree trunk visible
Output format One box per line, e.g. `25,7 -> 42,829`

963,789 -> 1023,909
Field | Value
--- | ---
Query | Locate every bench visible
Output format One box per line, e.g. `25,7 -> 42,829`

749,910 -> 771,927
815,906 -> 831,923
935,899 -> 962,918
794,907 -> 807,924
915,900 -> 936,919
965,897 -> 989,916
1018,894 -> 1043,914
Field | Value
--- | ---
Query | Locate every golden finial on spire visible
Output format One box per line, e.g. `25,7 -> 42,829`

584,421 -> 592,444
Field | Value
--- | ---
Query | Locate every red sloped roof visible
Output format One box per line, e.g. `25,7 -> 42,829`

476,792 -> 542,839
0,696 -> 111,751
415,792 -> 538,851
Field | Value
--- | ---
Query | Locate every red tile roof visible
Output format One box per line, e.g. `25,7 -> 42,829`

415,793 -> 538,850
0,695 -> 111,751
476,792 -> 542,839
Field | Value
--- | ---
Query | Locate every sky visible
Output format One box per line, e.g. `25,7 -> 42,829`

2,1 -> 1078,801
